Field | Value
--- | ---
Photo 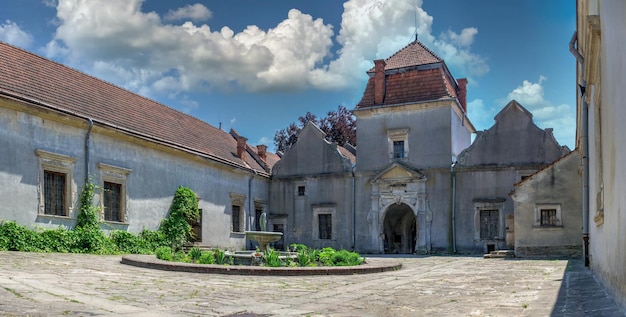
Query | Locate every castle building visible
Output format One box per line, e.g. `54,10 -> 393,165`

0,39 -> 580,255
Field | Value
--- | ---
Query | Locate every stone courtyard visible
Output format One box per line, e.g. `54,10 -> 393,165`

0,252 -> 623,316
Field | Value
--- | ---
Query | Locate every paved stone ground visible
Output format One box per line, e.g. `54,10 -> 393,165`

0,252 -> 623,317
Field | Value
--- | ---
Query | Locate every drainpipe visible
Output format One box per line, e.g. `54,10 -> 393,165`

351,165 -> 356,251
569,31 -> 590,267
451,162 -> 457,253
85,118 -> 93,184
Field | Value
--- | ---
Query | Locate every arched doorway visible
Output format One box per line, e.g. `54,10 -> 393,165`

383,203 -> 416,254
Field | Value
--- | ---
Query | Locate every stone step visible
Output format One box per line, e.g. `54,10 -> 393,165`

483,250 -> 515,259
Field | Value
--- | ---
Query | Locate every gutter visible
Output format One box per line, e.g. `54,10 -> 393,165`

569,30 -> 590,267
451,162 -> 457,253
351,165 -> 356,251
85,118 -> 93,185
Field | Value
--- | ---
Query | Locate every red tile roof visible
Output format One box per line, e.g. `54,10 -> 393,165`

357,40 -> 458,109
368,40 -> 442,72
0,42 -> 272,176
357,67 -> 457,108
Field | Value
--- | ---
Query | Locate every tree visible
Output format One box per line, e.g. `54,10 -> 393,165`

273,106 -> 356,153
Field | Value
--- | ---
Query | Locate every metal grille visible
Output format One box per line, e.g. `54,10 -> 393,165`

540,209 -> 558,226
44,171 -> 66,216
318,214 -> 332,240
232,205 -> 241,232
393,141 -> 405,158
480,209 -> 499,239
103,181 -> 122,222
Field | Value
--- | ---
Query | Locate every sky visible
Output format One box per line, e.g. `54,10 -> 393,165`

0,0 -> 576,151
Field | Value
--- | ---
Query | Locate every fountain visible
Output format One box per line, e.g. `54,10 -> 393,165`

245,212 -> 283,253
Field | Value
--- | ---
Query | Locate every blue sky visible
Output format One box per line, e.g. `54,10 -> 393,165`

0,0 -> 576,151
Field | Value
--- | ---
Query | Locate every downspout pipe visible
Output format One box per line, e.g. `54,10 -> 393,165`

569,31 -> 590,267
85,118 -> 93,185
451,162 -> 457,253
351,165 -> 356,251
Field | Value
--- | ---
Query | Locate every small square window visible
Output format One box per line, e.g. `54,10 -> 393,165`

297,186 -> 306,196
540,209 -> 558,227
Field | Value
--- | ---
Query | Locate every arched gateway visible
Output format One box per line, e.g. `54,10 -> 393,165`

368,163 -> 432,254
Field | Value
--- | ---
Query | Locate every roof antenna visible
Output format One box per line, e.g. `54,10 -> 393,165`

412,0 -> 419,43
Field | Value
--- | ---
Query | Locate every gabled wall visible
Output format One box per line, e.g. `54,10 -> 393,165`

512,151 -> 582,257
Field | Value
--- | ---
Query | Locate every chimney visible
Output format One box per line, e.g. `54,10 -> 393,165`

457,78 -> 468,112
236,136 -> 247,160
257,144 -> 267,161
374,59 -> 386,105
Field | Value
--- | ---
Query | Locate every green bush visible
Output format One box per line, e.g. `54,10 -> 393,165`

110,230 -> 145,254
188,247 -> 202,262
263,248 -> 282,267
296,247 -> 310,267
138,229 -> 167,251
75,181 -> 100,231
199,251 -> 215,264
214,248 -> 227,265
0,221 -> 41,252
39,227 -> 76,253
155,246 -> 173,261
74,227 -> 114,254
159,187 -> 199,251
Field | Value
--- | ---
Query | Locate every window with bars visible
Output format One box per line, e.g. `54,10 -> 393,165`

232,205 -> 242,232
318,214 -> 332,240
103,181 -> 122,222
297,185 -> 306,196
480,209 -> 499,239
540,209 -> 558,227
44,171 -> 66,216
393,140 -> 405,158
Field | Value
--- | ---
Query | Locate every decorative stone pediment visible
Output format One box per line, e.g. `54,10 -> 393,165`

371,162 -> 426,184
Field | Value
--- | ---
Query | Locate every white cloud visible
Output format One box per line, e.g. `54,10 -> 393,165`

0,20 -> 33,48
257,136 -> 272,146
164,4 -> 212,22
45,0 -> 487,97
230,117 -> 237,124
505,76 -> 575,147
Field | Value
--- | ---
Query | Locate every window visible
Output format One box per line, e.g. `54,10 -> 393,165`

231,205 -> 242,233
312,205 -> 335,241
393,141 -> 405,158
98,163 -> 131,223
540,209 -> 558,226
480,209 -> 499,239
534,204 -> 562,227
255,208 -> 263,231
44,171 -> 66,216
297,185 -> 306,196
229,193 -> 246,233
318,214 -> 332,240
387,128 -> 409,160
36,150 -> 76,217
103,181 -> 122,222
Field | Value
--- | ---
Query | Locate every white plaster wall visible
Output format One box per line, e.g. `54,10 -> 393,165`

0,104 -> 269,250
590,0 -> 626,306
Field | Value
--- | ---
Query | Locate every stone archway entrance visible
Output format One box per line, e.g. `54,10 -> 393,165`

383,203 -> 416,254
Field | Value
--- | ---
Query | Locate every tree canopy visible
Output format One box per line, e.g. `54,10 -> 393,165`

273,106 -> 356,153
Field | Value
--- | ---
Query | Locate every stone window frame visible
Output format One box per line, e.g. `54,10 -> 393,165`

534,203 -> 563,228
35,149 -> 77,218
387,128 -> 409,160
473,201 -> 505,241
230,193 -> 246,234
312,204 -> 336,241
97,163 -> 131,224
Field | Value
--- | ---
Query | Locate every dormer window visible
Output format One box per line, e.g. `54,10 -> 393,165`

387,128 -> 409,160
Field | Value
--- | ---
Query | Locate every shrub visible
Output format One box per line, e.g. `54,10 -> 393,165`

155,246 -> 173,261
214,248 -> 227,265
263,248 -> 282,267
138,229 -> 167,252
188,247 -> 202,262
173,251 -> 187,262
75,181 -> 100,231
296,247 -> 310,267
0,221 -> 41,252
73,227 -> 114,254
39,227 -> 76,253
199,251 -> 215,264
110,230 -> 144,254
159,187 -> 199,251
